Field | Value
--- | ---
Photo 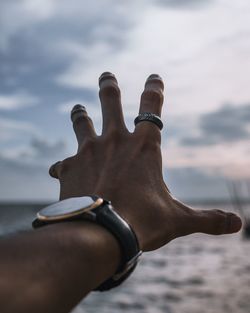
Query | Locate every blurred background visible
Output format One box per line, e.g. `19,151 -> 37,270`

0,0 -> 250,312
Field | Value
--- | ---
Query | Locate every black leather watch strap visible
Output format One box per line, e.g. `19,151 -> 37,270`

92,201 -> 141,291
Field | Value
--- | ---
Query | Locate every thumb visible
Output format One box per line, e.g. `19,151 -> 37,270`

190,209 -> 242,235
173,199 -> 242,237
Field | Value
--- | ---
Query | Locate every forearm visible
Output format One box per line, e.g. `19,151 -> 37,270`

0,221 -> 121,313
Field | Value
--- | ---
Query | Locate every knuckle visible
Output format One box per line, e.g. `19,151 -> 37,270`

73,114 -> 93,127
135,128 -> 160,149
73,116 -> 93,130
80,136 -> 96,154
141,89 -> 163,105
135,124 -> 161,146
137,134 -> 159,153
99,83 -> 120,99
103,127 -> 125,144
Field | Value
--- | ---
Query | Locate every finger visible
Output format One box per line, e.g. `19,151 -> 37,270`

71,104 -> 96,147
49,161 -> 62,179
99,72 -> 127,135
134,74 -> 164,140
139,74 -> 164,117
174,199 -> 242,237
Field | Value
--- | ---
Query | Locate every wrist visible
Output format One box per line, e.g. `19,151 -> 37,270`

41,220 -> 122,291
33,196 -> 141,290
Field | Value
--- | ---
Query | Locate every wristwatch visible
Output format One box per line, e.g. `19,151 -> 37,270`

32,195 -> 142,291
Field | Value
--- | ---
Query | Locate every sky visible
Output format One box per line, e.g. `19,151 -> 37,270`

0,0 -> 250,202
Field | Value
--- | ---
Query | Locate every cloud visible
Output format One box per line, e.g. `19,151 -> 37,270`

58,99 -> 99,115
162,105 -> 250,180
0,154 -> 59,201
180,104 -> 250,146
165,166 -> 230,202
165,164 -> 250,202
0,0 -> 250,201
0,0 -> 137,121
30,138 -> 66,159
0,0 -> 56,50
0,117 -> 37,141
0,116 -> 69,166
52,0 -> 250,122
157,0 -> 213,9
0,91 -> 38,110
0,118 -> 67,165
0,135 -> 68,200
0,0 -> 134,67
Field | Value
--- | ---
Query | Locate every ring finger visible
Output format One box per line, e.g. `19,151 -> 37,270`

134,74 -> 164,139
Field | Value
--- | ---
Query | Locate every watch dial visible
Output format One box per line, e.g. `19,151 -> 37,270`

38,196 -> 103,220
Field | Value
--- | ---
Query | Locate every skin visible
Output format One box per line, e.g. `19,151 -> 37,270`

0,73 -> 242,313
50,72 -> 242,251
0,222 -> 121,313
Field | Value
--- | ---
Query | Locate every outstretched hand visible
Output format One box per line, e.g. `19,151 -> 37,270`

49,72 -> 242,252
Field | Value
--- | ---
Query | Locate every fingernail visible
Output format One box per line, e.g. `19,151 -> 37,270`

99,72 -> 116,86
71,104 -> 86,122
71,104 -> 86,112
147,74 -> 162,81
228,214 -> 242,233
100,71 -> 113,78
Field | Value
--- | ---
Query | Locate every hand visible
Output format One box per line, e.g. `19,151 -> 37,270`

49,72 -> 242,252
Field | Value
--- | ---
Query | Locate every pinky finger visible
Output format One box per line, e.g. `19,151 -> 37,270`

49,161 -> 62,179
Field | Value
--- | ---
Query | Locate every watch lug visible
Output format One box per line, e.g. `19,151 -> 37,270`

84,211 -> 97,221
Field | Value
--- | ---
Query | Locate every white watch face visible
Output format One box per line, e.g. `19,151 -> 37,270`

37,196 -> 103,221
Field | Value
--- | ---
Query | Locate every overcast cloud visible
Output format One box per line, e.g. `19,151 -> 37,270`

0,0 -> 249,201
157,0 -> 214,9
181,104 -> 250,146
